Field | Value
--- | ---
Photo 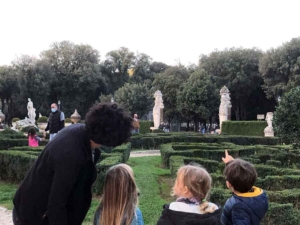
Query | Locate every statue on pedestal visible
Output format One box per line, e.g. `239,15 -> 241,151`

219,86 -> 232,132
264,112 -> 274,137
152,91 -> 164,129
27,98 -> 36,123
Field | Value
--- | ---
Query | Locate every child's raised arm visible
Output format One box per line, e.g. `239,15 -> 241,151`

222,150 -> 234,164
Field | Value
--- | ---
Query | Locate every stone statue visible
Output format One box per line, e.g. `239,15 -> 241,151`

27,98 -> 36,123
153,90 -> 164,129
264,112 -> 274,137
218,86 -> 232,132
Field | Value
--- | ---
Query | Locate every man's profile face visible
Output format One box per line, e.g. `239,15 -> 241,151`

134,114 -> 138,118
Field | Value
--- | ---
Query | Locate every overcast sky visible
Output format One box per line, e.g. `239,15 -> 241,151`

1,0 -> 300,66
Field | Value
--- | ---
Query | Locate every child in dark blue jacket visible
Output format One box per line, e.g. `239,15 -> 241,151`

221,150 -> 268,225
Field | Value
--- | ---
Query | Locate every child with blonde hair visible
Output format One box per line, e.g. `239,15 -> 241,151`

157,164 -> 221,225
94,163 -> 144,225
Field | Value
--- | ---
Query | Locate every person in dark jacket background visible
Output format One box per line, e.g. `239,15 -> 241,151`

13,103 -> 133,225
221,150 -> 268,225
44,103 -> 65,141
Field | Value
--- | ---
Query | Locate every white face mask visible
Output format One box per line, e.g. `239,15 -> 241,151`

51,108 -> 57,113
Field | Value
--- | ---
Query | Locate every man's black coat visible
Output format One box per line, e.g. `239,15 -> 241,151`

13,124 -> 100,225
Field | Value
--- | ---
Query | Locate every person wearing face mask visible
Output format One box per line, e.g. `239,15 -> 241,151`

44,103 -> 65,141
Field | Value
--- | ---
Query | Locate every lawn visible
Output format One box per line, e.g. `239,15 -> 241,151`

0,156 -> 173,225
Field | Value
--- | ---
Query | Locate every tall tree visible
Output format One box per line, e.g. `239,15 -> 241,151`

152,66 -> 190,124
129,53 -> 153,84
13,55 -> 53,117
41,41 -> 107,117
114,83 -> 152,117
200,48 -> 269,120
259,37 -> 300,99
101,47 -> 135,94
0,66 -> 19,124
177,69 -> 219,131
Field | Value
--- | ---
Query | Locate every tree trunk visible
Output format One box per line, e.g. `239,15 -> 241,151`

186,119 -> 190,132
235,105 -> 240,120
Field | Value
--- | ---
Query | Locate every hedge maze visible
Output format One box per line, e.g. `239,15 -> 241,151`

0,130 -> 131,196
161,142 -> 300,225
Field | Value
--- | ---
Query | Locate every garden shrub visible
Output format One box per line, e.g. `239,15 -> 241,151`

139,121 -> 153,134
37,116 -> 48,123
222,121 -> 267,136
130,134 -> 279,149
152,129 -> 165,133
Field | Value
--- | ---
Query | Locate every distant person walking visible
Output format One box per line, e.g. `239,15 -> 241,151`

44,103 -> 65,141
132,114 -> 140,133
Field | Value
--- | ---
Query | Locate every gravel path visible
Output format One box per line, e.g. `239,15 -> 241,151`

130,150 -> 160,157
0,206 -> 13,225
0,150 -> 161,224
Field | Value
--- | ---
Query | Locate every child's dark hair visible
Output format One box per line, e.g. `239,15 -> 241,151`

28,127 -> 36,137
85,103 -> 133,147
223,158 -> 257,193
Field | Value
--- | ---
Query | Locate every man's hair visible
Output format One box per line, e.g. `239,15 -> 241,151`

223,158 -> 257,193
51,103 -> 58,108
85,103 -> 133,147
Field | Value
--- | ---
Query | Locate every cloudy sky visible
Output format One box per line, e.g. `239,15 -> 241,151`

1,0 -> 299,66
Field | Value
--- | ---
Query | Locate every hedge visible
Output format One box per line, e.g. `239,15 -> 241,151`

222,121 -> 267,136
0,150 -> 37,182
139,121 -> 153,134
130,134 -> 279,149
0,141 -> 132,196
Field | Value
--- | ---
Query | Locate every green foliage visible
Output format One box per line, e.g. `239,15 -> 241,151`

1,128 -> 18,135
37,116 -> 48,123
177,69 -> 219,130
259,37 -> 300,99
12,118 -> 20,122
139,121 -> 152,134
127,156 -> 171,225
274,87 -> 300,147
115,83 -> 152,117
200,47 -> 271,120
0,182 -> 17,210
130,133 -> 279,149
152,65 -> 190,123
222,121 -> 267,136
152,129 -> 165,133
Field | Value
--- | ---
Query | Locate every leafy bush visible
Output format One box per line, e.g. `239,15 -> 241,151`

222,121 -> 267,136
37,116 -> 48,123
139,121 -> 153,134
1,129 -> 18,135
274,87 -> 300,148
152,129 -> 165,133
130,134 -> 279,149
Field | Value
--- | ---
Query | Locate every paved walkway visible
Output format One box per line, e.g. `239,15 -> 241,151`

0,206 -> 13,225
130,150 -> 161,157
0,150 -> 161,224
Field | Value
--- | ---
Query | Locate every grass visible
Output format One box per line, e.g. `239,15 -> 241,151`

0,182 -> 17,210
127,156 -> 174,225
0,156 -> 173,225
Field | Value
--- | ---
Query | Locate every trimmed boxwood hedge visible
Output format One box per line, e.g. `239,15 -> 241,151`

139,121 -> 153,134
130,134 -> 279,149
222,121 -> 267,136
0,142 -> 132,196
